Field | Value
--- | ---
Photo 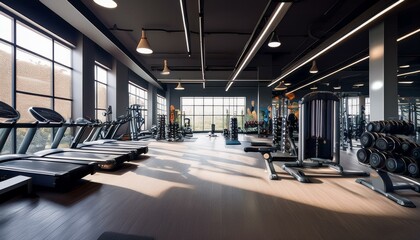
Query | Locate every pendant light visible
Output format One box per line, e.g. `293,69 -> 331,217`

175,82 -> 185,90
161,60 -> 171,75
136,29 -> 153,54
309,60 -> 318,74
274,81 -> 287,91
268,31 -> 281,48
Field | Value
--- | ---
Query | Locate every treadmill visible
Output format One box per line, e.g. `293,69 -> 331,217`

0,101 -> 95,189
28,107 -> 145,161
78,115 -> 150,149
23,107 -> 131,170
70,119 -> 148,156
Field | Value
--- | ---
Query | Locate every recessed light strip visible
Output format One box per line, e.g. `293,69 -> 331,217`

198,0 -> 206,84
398,81 -> 413,84
268,0 -> 405,87
226,2 -> 292,91
225,81 -> 234,91
397,27 -> 420,42
179,0 -> 191,56
286,56 -> 369,94
397,69 -> 420,77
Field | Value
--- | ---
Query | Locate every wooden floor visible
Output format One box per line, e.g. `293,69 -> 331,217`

1,133 -> 420,240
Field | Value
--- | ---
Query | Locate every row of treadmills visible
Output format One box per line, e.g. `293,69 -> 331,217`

0,101 -> 148,190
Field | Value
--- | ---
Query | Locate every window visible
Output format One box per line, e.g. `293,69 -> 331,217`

347,97 -> 359,115
364,97 -> 370,122
95,64 -> 108,122
0,11 -> 73,153
181,97 -> 246,131
129,82 -> 148,130
157,94 -> 167,117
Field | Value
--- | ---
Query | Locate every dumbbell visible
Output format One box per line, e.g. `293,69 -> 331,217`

360,132 -> 384,148
357,148 -> 377,164
408,159 -> 420,178
385,155 -> 412,174
370,151 -> 392,169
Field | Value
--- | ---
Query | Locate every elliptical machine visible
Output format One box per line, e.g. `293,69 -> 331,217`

282,91 -> 369,183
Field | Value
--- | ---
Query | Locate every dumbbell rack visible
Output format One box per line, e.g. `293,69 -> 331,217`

166,122 -> 183,142
356,120 -> 420,207
229,117 -> 238,141
156,115 -> 166,140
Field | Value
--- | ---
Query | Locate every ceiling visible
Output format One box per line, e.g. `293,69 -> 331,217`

42,0 -> 420,95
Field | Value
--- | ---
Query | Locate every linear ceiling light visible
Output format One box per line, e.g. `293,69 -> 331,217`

198,0 -> 205,87
136,29 -> 153,54
226,2 -> 291,91
286,56 -> 369,94
268,0 -> 405,87
397,27 -> 420,42
179,0 -> 191,56
398,81 -> 413,84
93,0 -> 117,8
399,64 -> 410,69
397,69 -> 420,77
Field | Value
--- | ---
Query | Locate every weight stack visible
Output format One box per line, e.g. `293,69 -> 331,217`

299,91 -> 339,161
230,118 -> 238,140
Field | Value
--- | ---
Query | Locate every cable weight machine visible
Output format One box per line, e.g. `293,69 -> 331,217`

282,91 -> 369,183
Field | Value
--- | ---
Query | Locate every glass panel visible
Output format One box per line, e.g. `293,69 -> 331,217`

193,116 -> 203,131
195,97 -> 203,105
0,42 -> 12,104
54,64 -> 72,99
55,99 -> 72,121
129,95 -> 135,105
213,106 -> 223,115
237,97 -> 245,105
0,12 -> 12,42
182,97 -> 193,105
214,97 -> 223,105
203,116 -> 213,130
16,22 -> 52,59
1,135 -> 13,154
237,106 -> 245,116
224,98 -> 230,105
16,127 -> 53,154
183,105 -> 193,115
16,93 -> 52,122
58,127 -> 73,149
194,105 -> 203,115
203,106 -> 212,115
214,116 -> 223,131
97,82 -> 107,109
204,97 -> 213,105
224,106 -> 230,115
96,66 -> 107,84
54,42 -> 71,67
16,50 -> 52,96
96,110 -> 107,122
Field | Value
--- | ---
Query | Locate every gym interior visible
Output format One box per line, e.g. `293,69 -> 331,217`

1,0 -> 420,239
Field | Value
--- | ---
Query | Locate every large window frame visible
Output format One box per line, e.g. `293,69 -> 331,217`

181,97 -> 246,132
94,64 -> 108,122
129,81 -> 148,130
157,94 -> 167,117
0,10 -> 73,153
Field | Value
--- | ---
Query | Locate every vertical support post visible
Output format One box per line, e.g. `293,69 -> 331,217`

369,19 -> 398,121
